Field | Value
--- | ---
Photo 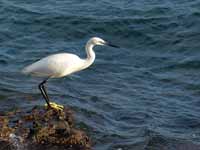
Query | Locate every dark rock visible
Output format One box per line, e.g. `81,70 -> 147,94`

0,106 -> 91,150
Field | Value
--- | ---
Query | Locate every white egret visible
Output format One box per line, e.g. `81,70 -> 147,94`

22,37 -> 119,110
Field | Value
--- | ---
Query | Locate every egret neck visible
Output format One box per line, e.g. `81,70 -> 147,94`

83,41 -> 96,69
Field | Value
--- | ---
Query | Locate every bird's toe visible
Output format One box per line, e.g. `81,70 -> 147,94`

45,102 -> 64,111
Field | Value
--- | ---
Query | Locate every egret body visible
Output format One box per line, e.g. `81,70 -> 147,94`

22,37 -> 118,109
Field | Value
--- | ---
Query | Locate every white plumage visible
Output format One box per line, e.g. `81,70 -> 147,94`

22,53 -> 85,78
22,37 -> 104,78
21,37 -> 118,109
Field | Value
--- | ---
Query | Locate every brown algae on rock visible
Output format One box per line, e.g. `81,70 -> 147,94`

0,106 -> 91,150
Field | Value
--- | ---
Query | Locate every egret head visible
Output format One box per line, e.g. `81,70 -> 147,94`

88,37 -> 119,48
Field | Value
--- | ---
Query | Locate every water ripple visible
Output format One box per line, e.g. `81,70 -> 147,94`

1,0 -> 200,149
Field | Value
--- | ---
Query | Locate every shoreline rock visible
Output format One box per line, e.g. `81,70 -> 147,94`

0,106 -> 91,150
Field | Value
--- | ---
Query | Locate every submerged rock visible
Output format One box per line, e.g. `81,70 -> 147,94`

0,106 -> 91,150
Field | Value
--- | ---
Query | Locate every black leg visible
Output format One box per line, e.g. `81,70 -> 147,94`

38,79 -> 51,108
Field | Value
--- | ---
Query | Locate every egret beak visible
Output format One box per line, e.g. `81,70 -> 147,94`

105,42 -> 120,48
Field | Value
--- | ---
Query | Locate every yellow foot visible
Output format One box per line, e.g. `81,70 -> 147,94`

45,102 -> 64,111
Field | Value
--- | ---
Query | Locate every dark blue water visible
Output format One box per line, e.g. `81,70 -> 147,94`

1,0 -> 200,149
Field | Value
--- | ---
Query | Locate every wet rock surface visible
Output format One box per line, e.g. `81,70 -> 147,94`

0,106 -> 91,150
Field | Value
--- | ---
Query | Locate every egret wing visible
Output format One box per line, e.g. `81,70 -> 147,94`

22,53 -> 82,78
